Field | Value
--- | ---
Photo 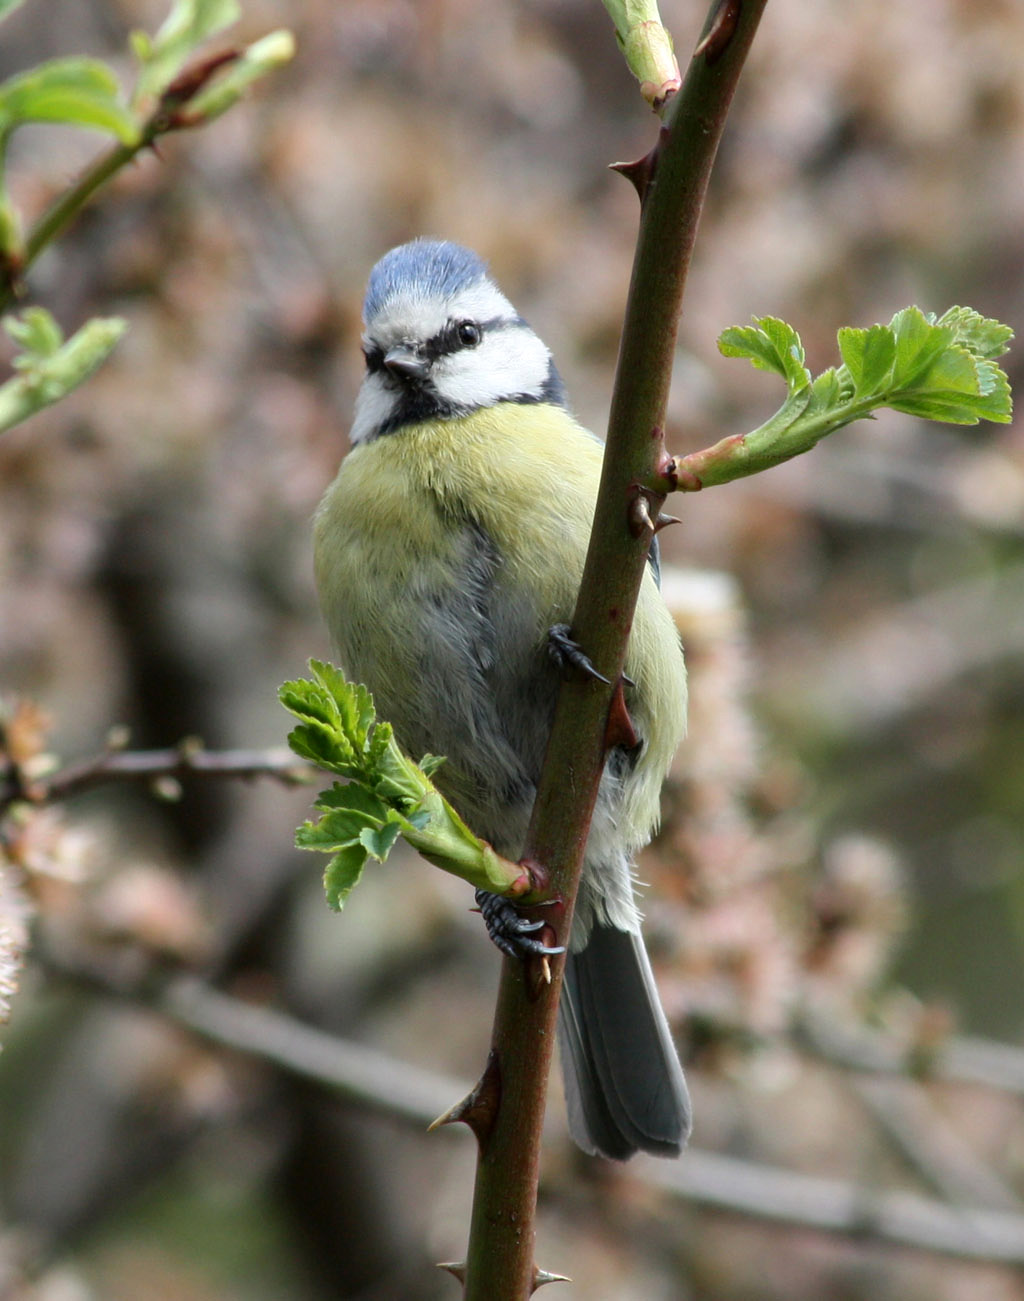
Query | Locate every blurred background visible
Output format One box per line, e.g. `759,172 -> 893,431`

1,0 -> 1023,1297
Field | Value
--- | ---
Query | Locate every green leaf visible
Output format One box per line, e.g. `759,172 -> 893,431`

803,366 -> 843,415
718,316 -> 810,394
0,58 -> 139,144
888,307 -> 953,388
837,324 -> 896,397
133,0 -> 241,105
359,821 -> 402,861
281,661 -> 530,908
0,311 -> 128,435
936,306 -> 1014,361
418,753 -> 446,778
0,0 -> 27,23
4,305 -> 63,359
323,844 -> 368,911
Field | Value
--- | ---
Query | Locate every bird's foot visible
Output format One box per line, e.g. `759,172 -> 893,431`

547,624 -> 609,684
548,624 -> 635,688
474,889 -> 564,961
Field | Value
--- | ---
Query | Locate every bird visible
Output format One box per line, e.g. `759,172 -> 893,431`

314,238 -> 691,1159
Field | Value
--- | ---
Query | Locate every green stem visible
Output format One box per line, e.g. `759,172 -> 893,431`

675,398 -> 879,489
0,130 -> 155,312
461,2 -> 769,1296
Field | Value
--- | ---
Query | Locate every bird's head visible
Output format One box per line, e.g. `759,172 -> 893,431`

350,239 -> 566,443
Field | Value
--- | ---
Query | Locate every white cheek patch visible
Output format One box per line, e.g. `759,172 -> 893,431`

434,326 -> 551,407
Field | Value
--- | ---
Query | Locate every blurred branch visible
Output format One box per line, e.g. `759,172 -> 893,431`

799,1006 -> 1024,1098
641,1150 -> 1024,1264
2,742 -> 311,814
849,1074 -> 1023,1212
40,945 -> 1024,1266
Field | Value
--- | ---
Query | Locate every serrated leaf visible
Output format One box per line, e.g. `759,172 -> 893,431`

323,844 -> 367,910
718,317 -> 810,394
889,307 -> 953,388
359,820 -> 402,861
837,324 -> 896,397
889,352 -> 1012,424
133,0 -> 241,104
0,59 -> 139,144
936,306 -> 1014,361
804,366 -> 842,414
313,783 -> 390,823
418,753 -> 446,778
285,722 -> 343,769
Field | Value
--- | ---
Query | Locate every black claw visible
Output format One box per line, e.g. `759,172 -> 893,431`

475,889 -> 565,961
547,624 -> 609,685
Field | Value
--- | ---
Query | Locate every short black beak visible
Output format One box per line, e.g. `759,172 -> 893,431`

384,346 -> 430,382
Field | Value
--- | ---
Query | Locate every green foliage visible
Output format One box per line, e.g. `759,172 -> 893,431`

131,0 -> 241,106
0,0 -> 294,432
0,59 -> 139,145
0,308 -> 127,434
280,662 -> 525,909
684,306 -> 1014,489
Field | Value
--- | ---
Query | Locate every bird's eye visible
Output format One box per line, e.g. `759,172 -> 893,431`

362,343 -> 385,372
456,320 -> 481,348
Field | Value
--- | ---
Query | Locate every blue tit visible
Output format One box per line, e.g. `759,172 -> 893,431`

314,239 -> 691,1159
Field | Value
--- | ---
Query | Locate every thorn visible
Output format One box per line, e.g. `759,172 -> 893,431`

693,0 -> 741,65
532,1265 -> 572,1291
604,678 -> 640,752
628,490 -> 657,540
438,1261 -> 467,1284
428,1049 -> 501,1148
654,512 -> 680,533
609,138 -> 660,202
526,942 -> 559,999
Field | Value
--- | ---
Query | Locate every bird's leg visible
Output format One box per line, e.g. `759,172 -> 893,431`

474,888 -> 564,960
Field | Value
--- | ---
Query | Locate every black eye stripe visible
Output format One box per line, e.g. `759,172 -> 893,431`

423,315 -> 515,360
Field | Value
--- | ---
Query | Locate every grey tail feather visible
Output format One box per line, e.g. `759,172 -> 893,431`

558,923 -> 691,1160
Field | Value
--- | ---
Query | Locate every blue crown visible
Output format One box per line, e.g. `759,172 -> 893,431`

363,240 -> 488,321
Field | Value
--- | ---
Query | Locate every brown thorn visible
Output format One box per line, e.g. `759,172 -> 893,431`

533,1265 -> 573,1291
654,512 -> 680,533
693,0 -> 741,65
438,1261 -> 467,1284
605,678 -> 640,752
428,1049 -> 501,1148
609,132 -> 662,203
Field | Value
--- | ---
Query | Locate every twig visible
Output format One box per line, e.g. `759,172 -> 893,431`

640,1150 -> 1024,1264
460,4 -> 769,1296
40,950 -> 1024,1266
849,1074 -> 1023,1212
799,1006 -> 1024,1098
2,743 -> 312,814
